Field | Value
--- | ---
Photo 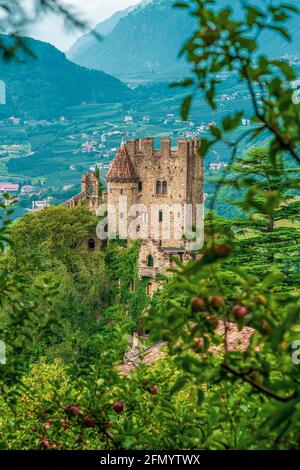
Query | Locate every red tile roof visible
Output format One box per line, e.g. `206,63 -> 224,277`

106,143 -> 139,182
0,183 -> 19,191
211,321 -> 255,353
117,322 -> 255,375
118,343 -> 166,375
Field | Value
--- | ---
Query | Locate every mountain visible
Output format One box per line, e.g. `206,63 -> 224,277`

68,5 -> 136,63
67,0 -> 195,81
67,0 -> 300,83
0,35 -> 131,119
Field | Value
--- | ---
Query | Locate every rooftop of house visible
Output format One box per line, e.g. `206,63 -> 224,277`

0,183 -> 19,191
117,321 -> 255,375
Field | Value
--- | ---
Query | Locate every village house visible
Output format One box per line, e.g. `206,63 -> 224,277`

0,183 -> 19,193
210,162 -> 228,171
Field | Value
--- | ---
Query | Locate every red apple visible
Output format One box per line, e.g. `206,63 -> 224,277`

83,417 -> 95,428
113,401 -> 124,413
191,297 -> 206,312
64,404 -> 80,415
149,385 -> 158,395
209,295 -> 225,309
232,305 -> 249,319
214,243 -> 231,258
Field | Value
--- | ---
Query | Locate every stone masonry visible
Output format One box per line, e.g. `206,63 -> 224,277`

64,171 -> 101,212
105,137 -> 204,291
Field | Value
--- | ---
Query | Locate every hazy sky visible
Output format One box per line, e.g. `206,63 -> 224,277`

26,0 -> 142,51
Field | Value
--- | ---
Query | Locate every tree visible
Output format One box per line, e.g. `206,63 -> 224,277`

147,0 -> 300,445
12,205 -> 99,257
226,147 -> 300,232
175,1 -> 300,166
0,196 -> 60,387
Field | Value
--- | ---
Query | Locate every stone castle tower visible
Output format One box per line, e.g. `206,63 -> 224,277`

81,171 -> 101,212
64,170 -> 101,212
105,137 -> 204,291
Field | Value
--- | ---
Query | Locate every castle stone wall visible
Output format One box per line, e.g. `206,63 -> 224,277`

106,137 -> 204,287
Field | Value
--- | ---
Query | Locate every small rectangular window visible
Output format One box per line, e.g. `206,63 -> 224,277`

138,181 -> 143,192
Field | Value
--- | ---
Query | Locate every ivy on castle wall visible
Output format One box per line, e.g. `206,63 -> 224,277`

105,241 -> 151,327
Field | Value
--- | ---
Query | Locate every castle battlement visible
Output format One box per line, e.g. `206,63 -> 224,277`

125,137 -> 201,159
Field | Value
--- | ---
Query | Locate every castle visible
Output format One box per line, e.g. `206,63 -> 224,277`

65,137 -> 204,293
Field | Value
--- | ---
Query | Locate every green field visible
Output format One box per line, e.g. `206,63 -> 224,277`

0,75 -> 265,218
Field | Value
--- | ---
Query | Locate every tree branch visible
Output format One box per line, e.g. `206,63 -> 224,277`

222,361 -> 296,403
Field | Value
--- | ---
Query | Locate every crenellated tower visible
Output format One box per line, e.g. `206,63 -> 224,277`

105,137 -> 204,290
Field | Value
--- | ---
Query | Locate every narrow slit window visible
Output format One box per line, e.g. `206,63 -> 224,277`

162,181 -> 168,195
147,255 -> 154,267
88,239 -> 95,251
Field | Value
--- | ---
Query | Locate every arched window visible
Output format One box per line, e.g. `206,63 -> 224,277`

88,238 -> 95,251
162,181 -> 168,194
156,181 -> 161,194
88,184 -> 93,195
147,255 -> 154,267
147,282 -> 153,296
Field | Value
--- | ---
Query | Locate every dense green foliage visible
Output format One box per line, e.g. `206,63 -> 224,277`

146,0 -> 300,449
0,205 -> 149,372
1,0 -> 300,452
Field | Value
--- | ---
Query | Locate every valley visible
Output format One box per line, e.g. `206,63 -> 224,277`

0,0 -> 299,220
0,68 -> 266,218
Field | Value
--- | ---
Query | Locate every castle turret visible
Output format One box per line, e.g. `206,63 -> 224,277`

81,171 -> 100,211
106,143 -> 140,240
106,143 -> 139,183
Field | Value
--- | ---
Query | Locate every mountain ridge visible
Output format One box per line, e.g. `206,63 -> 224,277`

67,0 -> 194,80
67,0 -> 300,83
0,35 -> 131,119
